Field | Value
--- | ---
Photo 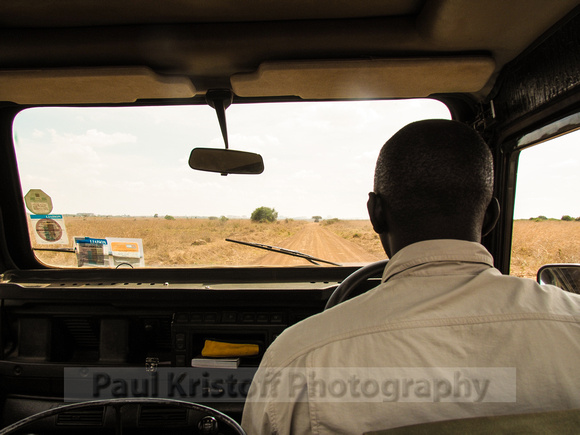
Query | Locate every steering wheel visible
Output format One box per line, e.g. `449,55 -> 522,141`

325,259 -> 388,310
0,398 -> 246,435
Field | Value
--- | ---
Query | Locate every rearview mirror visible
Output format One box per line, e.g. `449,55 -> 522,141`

537,264 -> 580,294
188,148 -> 264,175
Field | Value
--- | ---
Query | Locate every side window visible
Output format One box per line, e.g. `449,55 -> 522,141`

511,129 -> 580,278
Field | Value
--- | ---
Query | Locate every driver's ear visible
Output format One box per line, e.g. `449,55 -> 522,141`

482,197 -> 500,237
368,192 -> 388,234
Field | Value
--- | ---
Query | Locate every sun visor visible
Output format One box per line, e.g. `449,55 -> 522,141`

231,57 -> 495,99
0,67 -> 196,104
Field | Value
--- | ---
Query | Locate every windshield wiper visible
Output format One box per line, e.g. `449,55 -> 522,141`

225,238 -> 341,266
32,247 -> 75,253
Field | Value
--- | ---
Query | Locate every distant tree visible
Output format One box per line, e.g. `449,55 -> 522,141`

208,216 -> 218,220
164,215 -> 175,220
561,215 -> 574,221
312,215 -> 322,223
323,218 -> 340,225
251,207 -> 278,223
154,213 -> 158,218
220,216 -> 229,223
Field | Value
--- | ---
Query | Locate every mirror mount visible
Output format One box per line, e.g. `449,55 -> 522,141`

189,89 -> 264,176
206,89 -> 234,149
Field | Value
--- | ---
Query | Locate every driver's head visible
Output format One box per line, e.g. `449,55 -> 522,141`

368,119 -> 498,256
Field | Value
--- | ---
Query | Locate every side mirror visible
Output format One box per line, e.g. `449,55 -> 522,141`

537,264 -> 580,294
189,148 -> 264,175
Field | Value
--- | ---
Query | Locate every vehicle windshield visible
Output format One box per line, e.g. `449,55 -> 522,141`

13,100 -> 450,268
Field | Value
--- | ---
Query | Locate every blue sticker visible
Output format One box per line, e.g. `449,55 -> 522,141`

31,214 -> 63,219
75,237 -> 108,245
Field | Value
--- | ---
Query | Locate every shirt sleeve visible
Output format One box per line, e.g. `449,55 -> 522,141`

242,349 -> 279,434
242,384 -> 312,435
242,344 -> 313,435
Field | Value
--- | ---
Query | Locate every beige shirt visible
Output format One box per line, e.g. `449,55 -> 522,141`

242,240 -> 580,435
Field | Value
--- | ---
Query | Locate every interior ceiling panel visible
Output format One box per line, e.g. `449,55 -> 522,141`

0,0 -> 578,102
0,0 -> 426,27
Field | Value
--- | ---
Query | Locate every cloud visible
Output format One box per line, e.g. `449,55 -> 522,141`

50,129 -> 137,148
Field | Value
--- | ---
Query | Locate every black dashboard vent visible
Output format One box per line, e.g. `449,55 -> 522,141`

139,405 -> 188,426
155,318 -> 173,348
61,317 -> 100,348
141,317 -> 173,349
56,407 -> 104,425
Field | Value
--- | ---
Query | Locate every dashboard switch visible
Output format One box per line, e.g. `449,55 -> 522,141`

175,333 -> 186,350
198,415 -> 219,434
270,313 -> 283,323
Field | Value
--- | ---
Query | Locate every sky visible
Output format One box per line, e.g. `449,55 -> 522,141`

513,129 -> 580,219
12,100 -> 580,220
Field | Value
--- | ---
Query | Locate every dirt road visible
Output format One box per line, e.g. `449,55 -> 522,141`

252,223 -> 381,266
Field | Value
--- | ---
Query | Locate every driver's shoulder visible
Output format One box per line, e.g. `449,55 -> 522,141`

265,286 -> 386,367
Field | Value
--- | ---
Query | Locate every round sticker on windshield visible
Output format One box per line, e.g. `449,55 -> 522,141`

35,218 -> 63,242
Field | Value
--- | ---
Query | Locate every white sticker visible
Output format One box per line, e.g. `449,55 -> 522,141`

30,214 -> 69,245
24,189 -> 53,215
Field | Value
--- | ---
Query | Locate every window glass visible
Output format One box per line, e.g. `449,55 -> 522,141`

13,100 -> 450,268
512,129 -> 580,278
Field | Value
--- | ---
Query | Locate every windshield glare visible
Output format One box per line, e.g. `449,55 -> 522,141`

13,100 -> 450,268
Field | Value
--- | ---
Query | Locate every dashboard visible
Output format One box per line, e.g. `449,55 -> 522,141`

0,266 -> 378,429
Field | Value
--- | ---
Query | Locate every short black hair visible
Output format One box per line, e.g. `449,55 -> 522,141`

374,119 -> 494,226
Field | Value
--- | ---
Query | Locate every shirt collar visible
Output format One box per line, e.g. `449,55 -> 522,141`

382,239 -> 495,283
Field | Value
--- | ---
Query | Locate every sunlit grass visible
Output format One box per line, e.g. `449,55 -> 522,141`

30,217 -> 579,276
511,220 -> 580,279
32,216 -> 307,267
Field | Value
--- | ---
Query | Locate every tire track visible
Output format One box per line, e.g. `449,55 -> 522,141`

252,223 -> 382,266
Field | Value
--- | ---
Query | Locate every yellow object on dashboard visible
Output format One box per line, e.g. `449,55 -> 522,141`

201,340 -> 260,357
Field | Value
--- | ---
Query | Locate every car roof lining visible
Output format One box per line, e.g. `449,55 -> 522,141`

0,0 -> 578,103
1,0 -> 427,27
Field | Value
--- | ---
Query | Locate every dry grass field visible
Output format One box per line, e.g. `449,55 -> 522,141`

511,220 -> 580,279
31,217 -> 579,277
32,216 -> 308,267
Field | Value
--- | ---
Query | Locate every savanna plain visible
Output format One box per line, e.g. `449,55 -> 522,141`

33,217 -> 580,279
